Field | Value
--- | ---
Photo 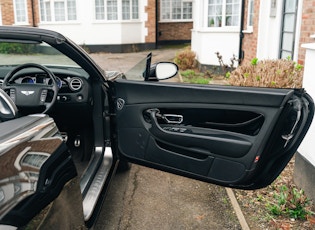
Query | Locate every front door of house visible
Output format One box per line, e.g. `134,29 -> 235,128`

279,0 -> 298,59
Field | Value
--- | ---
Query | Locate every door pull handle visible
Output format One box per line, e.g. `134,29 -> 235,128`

146,109 -> 183,124
161,114 -> 183,124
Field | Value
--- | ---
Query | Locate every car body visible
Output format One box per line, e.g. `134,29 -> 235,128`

0,26 -> 314,229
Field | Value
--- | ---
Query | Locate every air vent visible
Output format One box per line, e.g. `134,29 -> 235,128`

69,78 -> 82,91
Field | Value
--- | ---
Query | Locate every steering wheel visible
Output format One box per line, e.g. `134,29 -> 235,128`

2,63 -> 59,114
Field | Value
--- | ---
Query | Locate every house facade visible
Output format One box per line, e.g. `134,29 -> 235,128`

192,0 -> 315,68
0,0 -> 193,52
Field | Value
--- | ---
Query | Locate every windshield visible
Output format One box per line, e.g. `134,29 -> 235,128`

0,41 -> 79,67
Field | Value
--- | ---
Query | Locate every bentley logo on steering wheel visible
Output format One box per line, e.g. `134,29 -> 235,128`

21,91 -> 35,96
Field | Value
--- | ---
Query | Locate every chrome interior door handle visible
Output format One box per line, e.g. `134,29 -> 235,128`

146,109 -> 183,124
161,114 -> 183,124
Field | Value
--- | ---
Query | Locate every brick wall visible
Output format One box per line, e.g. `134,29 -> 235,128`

1,0 -> 14,25
156,0 -> 192,43
27,0 -> 40,26
297,0 -> 315,65
0,0 -> 39,26
145,1 -> 156,43
158,22 -> 192,42
242,0 -> 260,64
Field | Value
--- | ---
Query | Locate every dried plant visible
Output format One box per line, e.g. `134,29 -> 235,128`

174,47 -> 196,70
228,58 -> 303,88
215,52 -> 240,77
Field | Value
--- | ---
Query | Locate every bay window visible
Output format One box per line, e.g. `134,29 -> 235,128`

39,0 -> 77,22
122,0 -> 139,20
95,0 -> 139,21
208,0 -> 240,27
161,0 -> 193,21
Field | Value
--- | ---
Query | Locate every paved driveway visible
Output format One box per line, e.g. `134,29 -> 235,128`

90,49 -> 241,230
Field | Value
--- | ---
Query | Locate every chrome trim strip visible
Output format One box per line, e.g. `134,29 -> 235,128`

0,224 -> 17,230
82,147 -> 113,221
80,146 -> 103,196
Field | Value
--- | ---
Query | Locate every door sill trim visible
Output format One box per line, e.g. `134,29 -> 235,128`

82,147 -> 113,221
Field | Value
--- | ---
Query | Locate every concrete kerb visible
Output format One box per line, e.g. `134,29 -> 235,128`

226,188 -> 250,230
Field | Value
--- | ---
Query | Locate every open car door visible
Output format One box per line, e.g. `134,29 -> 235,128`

111,72 -> 314,190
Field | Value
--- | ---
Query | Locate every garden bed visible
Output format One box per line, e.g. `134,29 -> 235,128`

235,158 -> 315,230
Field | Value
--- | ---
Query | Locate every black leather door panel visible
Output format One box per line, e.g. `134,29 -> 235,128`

113,80 -> 314,189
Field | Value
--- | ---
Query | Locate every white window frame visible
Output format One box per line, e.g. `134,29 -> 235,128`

39,0 -> 77,23
13,0 -> 29,25
160,0 -> 193,22
207,0 -> 241,29
122,0 -> 139,20
246,0 -> 254,31
94,0 -> 139,21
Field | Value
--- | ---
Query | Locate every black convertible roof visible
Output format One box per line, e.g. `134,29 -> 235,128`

0,26 -> 67,44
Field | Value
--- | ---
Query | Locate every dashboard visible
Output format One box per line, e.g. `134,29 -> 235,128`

0,66 -> 91,105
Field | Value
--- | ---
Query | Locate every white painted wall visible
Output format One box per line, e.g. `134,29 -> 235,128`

192,30 -> 240,66
256,0 -> 303,61
298,43 -> 315,166
40,22 -> 144,45
191,1 -> 240,66
38,0 -> 147,45
256,0 -> 283,59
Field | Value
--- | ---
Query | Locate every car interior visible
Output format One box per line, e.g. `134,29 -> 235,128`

0,39 -> 111,223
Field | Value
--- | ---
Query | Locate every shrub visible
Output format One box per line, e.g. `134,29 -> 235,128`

229,58 -> 303,88
0,42 -> 35,54
174,47 -> 196,70
180,69 -> 196,77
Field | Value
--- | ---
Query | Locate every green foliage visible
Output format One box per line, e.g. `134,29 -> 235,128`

295,63 -> 303,71
180,69 -> 196,77
266,184 -> 311,220
250,57 -> 258,66
181,69 -> 210,84
0,42 -> 35,54
174,47 -> 196,70
186,77 -> 209,84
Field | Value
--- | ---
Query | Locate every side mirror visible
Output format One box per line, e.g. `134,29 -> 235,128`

146,62 -> 179,81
